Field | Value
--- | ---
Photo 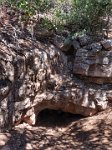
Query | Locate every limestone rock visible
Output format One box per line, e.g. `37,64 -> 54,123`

0,35 -> 111,130
73,48 -> 112,84
0,21 -> 112,131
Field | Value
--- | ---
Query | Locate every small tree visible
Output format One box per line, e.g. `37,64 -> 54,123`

66,0 -> 112,35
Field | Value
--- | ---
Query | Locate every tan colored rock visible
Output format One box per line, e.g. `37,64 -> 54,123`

74,49 -> 112,84
0,134 -> 11,147
0,20 -> 112,130
0,36 -> 112,129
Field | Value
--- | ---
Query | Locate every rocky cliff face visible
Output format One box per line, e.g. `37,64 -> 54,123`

0,10 -> 112,130
74,40 -> 112,84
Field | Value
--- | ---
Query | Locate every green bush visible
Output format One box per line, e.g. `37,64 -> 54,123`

53,0 -> 112,34
48,0 -> 112,35
71,0 -> 112,34
1,0 -> 112,35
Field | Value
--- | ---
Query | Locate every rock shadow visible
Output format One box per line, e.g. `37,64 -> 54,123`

0,129 -> 26,150
36,108 -> 84,128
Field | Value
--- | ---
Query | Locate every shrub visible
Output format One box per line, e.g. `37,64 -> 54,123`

0,0 -> 112,35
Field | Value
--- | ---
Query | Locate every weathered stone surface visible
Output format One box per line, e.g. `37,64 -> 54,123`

0,13 -> 112,130
84,42 -> 102,51
0,33 -> 112,130
78,35 -> 92,46
101,39 -> 112,50
74,48 -> 112,84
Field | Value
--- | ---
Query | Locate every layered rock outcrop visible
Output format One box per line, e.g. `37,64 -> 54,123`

0,9 -> 112,130
74,47 -> 112,84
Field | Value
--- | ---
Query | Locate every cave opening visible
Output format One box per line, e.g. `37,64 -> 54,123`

36,109 -> 84,127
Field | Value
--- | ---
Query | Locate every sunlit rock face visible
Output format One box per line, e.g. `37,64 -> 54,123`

0,24 -> 112,131
74,49 -> 112,84
73,38 -> 112,84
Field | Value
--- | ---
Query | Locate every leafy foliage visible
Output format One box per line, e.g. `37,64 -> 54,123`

52,0 -> 112,34
0,0 -> 112,35
71,0 -> 112,33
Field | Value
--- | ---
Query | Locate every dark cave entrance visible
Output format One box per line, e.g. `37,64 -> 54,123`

36,109 -> 84,127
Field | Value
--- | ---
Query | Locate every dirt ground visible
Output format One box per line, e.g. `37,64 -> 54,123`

0,108 -> 112,150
